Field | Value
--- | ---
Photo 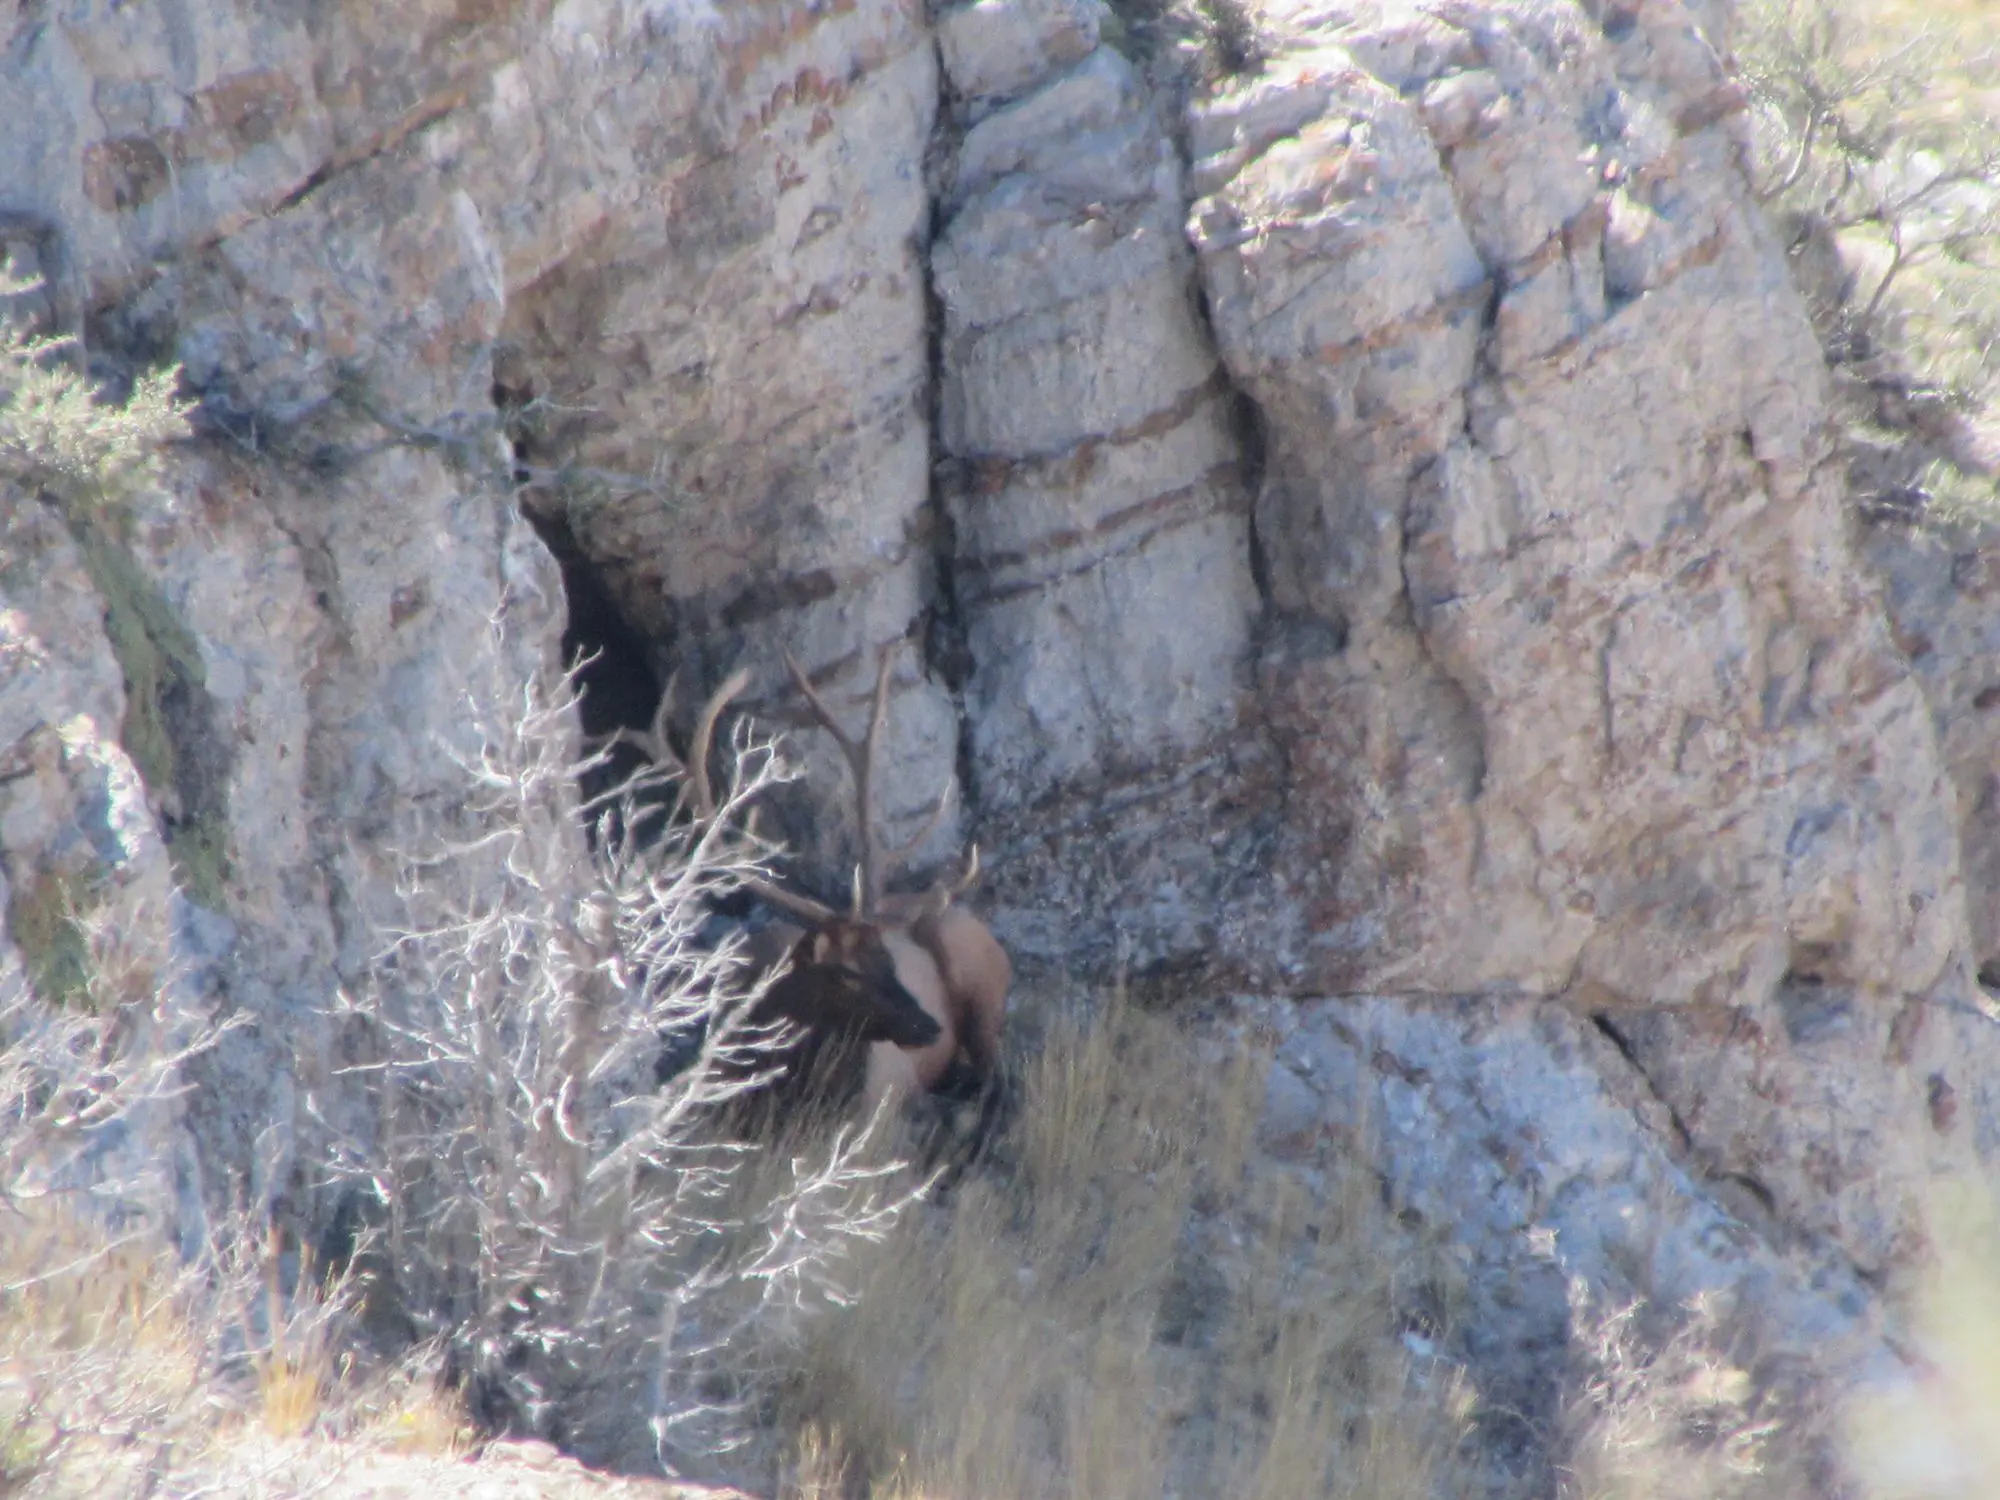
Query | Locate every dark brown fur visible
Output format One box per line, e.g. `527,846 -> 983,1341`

637,650 -> 1011,1119
717,921 -> 943,1115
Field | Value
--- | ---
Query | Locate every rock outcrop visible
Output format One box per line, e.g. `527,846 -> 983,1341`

4,0 -> 1998,1480
1181,0 -> 1996,1279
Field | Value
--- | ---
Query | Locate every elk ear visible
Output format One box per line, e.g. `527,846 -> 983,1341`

807,930 -> 836,964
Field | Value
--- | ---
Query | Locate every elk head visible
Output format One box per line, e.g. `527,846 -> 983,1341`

776,642 -> 1008,1098
755,921 -> 943,1051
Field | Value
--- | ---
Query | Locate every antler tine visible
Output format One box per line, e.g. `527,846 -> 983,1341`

645,668 -> 681,763
909,843 -> 982,921
781,650 -> 859,757
748,878 -> 840,924
583,668 -> 673,760
951,842 -> 982,898
857,643 -> 900,909
688,667 -> 845,923
882,776 -> 956,869
782,641 -> 904,912
682,667 -> 753,824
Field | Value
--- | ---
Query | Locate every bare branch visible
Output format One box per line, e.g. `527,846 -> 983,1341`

314,624 -> 920,1464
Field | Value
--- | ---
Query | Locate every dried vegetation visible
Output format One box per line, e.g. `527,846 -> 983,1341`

1738,0 -> 2000,526
773,988 -> 1477,1500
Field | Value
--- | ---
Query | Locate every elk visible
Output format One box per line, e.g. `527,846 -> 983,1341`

722,915 -> 943,1117
620,668 -> 942,1117
653,644 -> 1012,1112
774,643 -> 1011,1103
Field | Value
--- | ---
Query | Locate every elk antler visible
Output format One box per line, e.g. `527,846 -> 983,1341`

901,843 -> 982,921
667,667 -> 843,925
590,667 -> 679,769
675,667 -> 752,825
782,641 -> 954,914
782,645 -> 891,911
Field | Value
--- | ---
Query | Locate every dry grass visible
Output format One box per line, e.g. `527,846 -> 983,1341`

356,1371 -> 475,1459
772,985 -> 1474,1500
0,1203 -> 305,1494
12,976 -> 2000,1500
1558,1284 -> 1793,1500
766,988 -> 2000,1500
0,1205 -> 201,1496
0,1197 -> 485,1496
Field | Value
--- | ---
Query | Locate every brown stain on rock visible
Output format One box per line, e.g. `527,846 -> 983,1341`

194,68 -> 304,152
85,68 -> 307,214
83,135 -> 173,212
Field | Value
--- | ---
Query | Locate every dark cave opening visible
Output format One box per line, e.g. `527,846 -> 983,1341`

518,501 -> 670,829
493,360 -> 672,805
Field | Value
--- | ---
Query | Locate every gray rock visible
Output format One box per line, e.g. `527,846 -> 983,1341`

7,0 -> 2000,1480
938,0 -> 1104,113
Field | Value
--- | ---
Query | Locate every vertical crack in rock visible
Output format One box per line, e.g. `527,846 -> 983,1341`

254,497 -> 353,961
1226,382 -> 1273,607
1590,1002 -> 1835,1275
1184,24 -> 1513,989
518,497 -> 669,826
1397,460 -> 1491,808
1588,1010 -> 1696,1155
919,19 -> 984,830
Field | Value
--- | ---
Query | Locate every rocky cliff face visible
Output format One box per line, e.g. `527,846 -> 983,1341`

3,0 -> 1996,1461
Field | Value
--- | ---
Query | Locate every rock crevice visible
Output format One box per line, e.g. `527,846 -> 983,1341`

5,0 -> 2000,1458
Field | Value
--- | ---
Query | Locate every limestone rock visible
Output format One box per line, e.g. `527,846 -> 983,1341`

1245,993 -> 1905,1447
1,487 -> 219,1240
6,0 -> 2000,1482
1862,525 -> 2000,994
938,0 -> 1105,112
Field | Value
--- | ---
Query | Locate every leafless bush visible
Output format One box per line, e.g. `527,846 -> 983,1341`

318,639 -> 923,1474
0,916 -> 321,1498
1737,0 -> 2000,524
1559,1281 -> 1796,1500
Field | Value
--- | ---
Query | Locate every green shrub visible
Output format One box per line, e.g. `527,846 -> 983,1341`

1102,0 -> 1264,79
4,863 -> 104,1011
0,271 -> 190,507
0,271 -> 223,904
